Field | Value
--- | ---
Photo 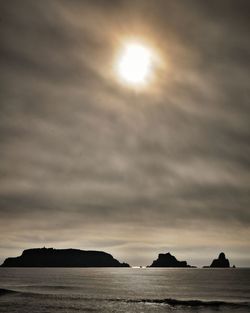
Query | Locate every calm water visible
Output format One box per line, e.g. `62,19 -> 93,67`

0,268 -> 249,312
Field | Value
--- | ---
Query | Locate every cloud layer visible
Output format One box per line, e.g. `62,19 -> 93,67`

0,0 -> 250,266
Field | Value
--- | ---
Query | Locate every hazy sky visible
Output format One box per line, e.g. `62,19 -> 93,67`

0,0 -> 249,267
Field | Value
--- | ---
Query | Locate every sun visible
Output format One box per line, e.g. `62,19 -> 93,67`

117,42 -> 153,86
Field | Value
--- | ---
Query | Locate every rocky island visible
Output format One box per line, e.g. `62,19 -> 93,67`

204,252 -> 230,268
149,252 -> 194,267
1,247 -> 130,267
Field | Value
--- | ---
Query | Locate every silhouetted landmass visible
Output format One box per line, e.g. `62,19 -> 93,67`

1,248 -> 130,267
203,252 -> 230,268
149,252 -> 194,267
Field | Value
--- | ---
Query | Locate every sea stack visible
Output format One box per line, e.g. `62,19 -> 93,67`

1,247 -> 130,267
209,252 -> 230,268
149,252 -> 193,267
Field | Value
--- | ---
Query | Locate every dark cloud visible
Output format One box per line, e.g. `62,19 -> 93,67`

0,0 -> 249,266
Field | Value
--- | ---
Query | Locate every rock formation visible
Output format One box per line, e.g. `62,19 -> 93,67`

1,247 -> 130,267
209,252 -> 230,268
149,252 -> 193,267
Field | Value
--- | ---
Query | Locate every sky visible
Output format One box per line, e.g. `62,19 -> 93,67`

0,0 -> 249,267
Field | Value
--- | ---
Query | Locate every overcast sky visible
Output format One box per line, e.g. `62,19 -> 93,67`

0,0 -> 249,267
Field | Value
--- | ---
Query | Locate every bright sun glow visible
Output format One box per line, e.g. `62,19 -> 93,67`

118,42 -> 152,85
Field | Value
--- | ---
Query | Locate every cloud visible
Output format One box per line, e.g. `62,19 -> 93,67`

0,0 -> 249,266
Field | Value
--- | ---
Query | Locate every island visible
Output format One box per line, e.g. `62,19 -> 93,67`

203,252 -> 230,268
149,252 -> 194,267
1,247 -> 130,267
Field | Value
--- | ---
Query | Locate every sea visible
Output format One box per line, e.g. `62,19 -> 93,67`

0,268 -> 250,313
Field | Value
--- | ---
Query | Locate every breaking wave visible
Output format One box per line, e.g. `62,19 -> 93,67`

118,298 -> 250,307
1,288 -> 249,308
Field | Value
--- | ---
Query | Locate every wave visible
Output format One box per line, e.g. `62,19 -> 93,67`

0,288 -> 18,296
20,285 -> 79,290
117,298 -> 250,308
1,289 -> 249,308
0,285 -> 77,296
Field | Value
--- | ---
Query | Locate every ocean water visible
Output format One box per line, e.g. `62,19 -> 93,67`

0,268 -> 249,312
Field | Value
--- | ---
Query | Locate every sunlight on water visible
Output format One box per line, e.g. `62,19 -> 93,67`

0,268 -> 250,312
